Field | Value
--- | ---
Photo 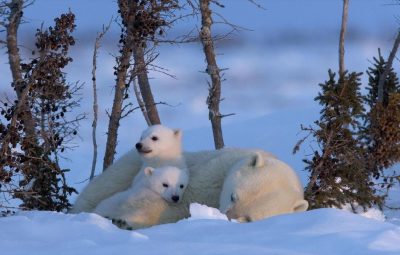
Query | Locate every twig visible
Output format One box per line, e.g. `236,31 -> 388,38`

90,20 -> 111,180
246,0 -> 266,10
292,125 -> 313,155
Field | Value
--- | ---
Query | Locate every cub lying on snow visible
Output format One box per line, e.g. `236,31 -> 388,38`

93,166 -> 189,229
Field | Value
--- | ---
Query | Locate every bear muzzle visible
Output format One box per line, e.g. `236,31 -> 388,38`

226,208 -> 252,222
135,143 -> 152,154
171,195 -> 180,203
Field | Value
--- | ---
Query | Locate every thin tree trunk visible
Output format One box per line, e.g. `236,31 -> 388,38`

103,1 -> 135,170
102,54 -> 131,170
339,0 -> 349,80
199,0 -> 224,149
133,76 -> 151,126
90,45 -> 99,180
6,0 -> 37,141
6,0 -> 22,83
90,23 -> 110,179
377,31 -> 400,103
133,44 -> 161,125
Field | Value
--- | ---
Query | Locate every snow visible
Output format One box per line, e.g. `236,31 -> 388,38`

1,109 -> 400,254
342,204 -> 386,222
188,203 -> 229,221
1,205 -> 400,255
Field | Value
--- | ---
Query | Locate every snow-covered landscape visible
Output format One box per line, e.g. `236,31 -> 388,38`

1,0 -> 400,254
1,111 -> 400,255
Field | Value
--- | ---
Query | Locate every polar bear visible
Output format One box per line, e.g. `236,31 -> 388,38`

93,166 -> 189,228
131,124 -> 187,187
219,152 -> 308,222
71,146 -> 307,229
70,124 -> 186,213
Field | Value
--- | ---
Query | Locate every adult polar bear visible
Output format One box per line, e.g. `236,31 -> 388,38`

71,125 -> 308,227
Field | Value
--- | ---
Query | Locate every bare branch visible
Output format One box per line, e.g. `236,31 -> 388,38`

246,0 -> 266,10
220,113 -> 235,118
200,0 -> 225,149
213,12 -> 252,32
210,0 -> 224,8
292,125 -> 313,155
90,20 -> 111,181
120,102 -> 141,119
339,0 -> 349,79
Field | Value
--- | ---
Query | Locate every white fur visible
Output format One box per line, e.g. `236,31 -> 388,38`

132,124 -> 187,187
71,147 -> 307,229
143,166 -> 189,203
93,166 -> 189,228
70,124 -> 186,213
219,152 -> 309,222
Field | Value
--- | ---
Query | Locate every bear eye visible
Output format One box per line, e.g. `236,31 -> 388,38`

180,184 -> 184,189
151,136 -> 158,141
162,183 -> 169,188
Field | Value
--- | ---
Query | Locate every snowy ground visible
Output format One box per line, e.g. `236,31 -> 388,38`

1,204 -> 400,255
1,110 -> 400,255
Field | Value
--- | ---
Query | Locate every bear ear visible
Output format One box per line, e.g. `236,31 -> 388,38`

144,167 -> 154,176
249,152 -> 264,168
293,200 -> 309,212
173,129 -> 182,140
231,193 -> 239,203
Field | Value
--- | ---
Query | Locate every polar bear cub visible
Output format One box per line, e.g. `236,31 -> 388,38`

132,124 -> 187,187
93,165 -> 189,227
135,124 -> 184,165
70,124 -> 186,213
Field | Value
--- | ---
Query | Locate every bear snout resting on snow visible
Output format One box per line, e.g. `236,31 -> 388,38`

93,165 -> 189,228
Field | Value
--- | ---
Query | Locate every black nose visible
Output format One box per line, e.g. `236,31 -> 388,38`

171,195 -> 179,202
135,143 -> 142,150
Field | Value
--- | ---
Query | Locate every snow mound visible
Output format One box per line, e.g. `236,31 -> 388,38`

1,208 -> 400,255
341,204 -> 386,222
188,203 -> 228,221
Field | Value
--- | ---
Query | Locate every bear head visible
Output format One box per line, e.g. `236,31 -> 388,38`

219,152 -> 308,223
135,125 -> 182,160
143,166 -> 188,203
